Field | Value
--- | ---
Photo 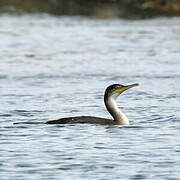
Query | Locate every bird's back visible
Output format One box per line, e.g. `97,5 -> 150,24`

46,116 -> 115,125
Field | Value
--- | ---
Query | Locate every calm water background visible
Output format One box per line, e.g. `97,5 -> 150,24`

0,14 -> 180,180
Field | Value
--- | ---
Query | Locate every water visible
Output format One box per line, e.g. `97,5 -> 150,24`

0,14 -> 180,179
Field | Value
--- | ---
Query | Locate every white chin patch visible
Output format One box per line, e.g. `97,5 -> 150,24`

111,92 -> 120,99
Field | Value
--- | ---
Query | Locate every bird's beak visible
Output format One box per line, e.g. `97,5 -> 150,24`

115,83 -> 139,94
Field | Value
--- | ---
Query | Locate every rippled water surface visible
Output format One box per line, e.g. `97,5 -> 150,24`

0,14 -> 180,180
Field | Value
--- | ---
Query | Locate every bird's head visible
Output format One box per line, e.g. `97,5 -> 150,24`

104,83 -> 139,100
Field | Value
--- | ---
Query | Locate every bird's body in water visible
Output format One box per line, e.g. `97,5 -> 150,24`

46,83 -> 139,125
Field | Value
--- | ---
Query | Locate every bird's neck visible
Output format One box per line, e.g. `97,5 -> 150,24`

104,96 -> 130,125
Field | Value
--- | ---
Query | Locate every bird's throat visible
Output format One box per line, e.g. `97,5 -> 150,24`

105,96 -> 130,125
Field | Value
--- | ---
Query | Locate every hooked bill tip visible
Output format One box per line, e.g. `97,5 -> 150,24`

133,83 -> 139,86
125,83 -> 139,87
124,83 -> 139,89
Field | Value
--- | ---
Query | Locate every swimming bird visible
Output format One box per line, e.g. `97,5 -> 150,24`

46,83 -> 139,125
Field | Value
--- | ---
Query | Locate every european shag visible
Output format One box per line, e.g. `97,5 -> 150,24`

46,83 -> 139,125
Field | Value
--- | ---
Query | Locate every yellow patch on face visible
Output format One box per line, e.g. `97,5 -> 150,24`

115,88 -> 125,94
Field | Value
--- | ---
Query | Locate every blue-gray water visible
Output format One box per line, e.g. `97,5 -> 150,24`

0,14 -> 180,180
